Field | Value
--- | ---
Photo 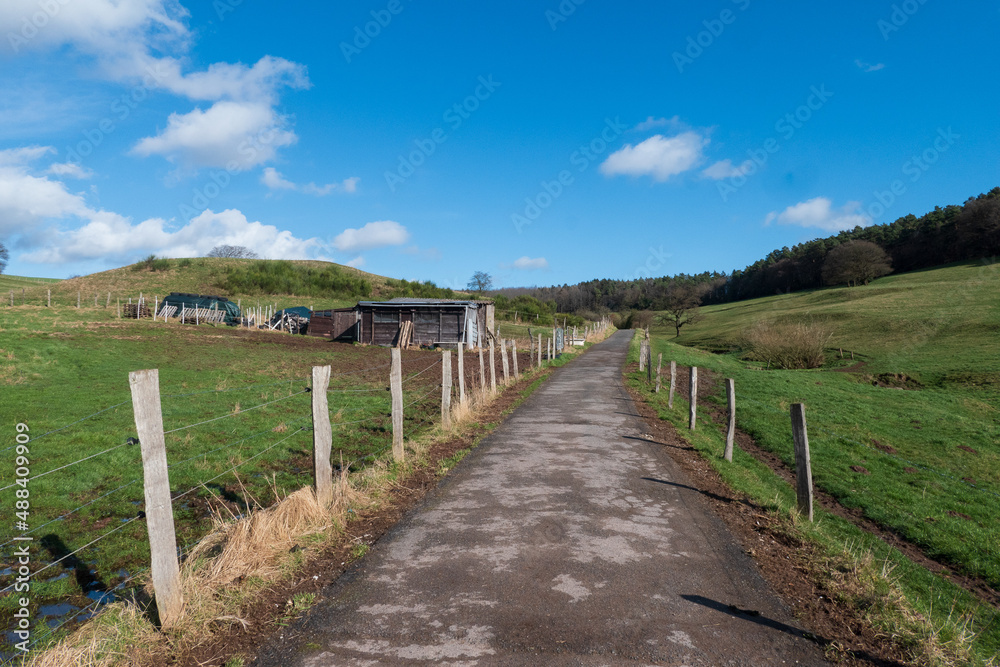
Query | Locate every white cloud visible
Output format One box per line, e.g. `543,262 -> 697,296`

262,169 -> 360,196
22,208 -> 323,264
701,158 -> 754,180
401,245 -> 442,261
512,256 -> 549,270
855,59 -> 885,73
345,256 -> 365,268
131,101 -> 296,169
0,145 -> 55,165
47,162 -> 94,179
0,166 -> 92,234
632,116 -> 680,132
261,167 -> 296,191
333,221 -> 410,252
600,132 -> 707,181
766,197 -> 872,232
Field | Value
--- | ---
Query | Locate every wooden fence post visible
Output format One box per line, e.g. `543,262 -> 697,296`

489,340 -> 497,393
478,346 -> 486,394
537,333 -> 542,367
441,351 -> 452,429
688,366 -> 698,430
94,293 -> 98,307
77,291 -> 80,308
511,341 -> 519,379
47,289 -> 50,307
655,353 -> 662,393
500,338 -> 510,384
117,298 -> 121,319
790,403 -> 814,521
128,369 -> 183,627
457,343 -> 466,405
668,361 -> 676,409
646,344 -> 652,383
390,348 -> 404,461
724,379 -> 736,462
311,366 -> 333,507
639,339 -> 646,372
9,290 -> 13,306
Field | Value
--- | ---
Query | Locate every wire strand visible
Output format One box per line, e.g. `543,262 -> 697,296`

163,389 -> 309,435
0,400 -> 130,454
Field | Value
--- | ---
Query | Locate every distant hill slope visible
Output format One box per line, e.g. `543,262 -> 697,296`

2,258 -> 467,309
676,260 -> 1000,385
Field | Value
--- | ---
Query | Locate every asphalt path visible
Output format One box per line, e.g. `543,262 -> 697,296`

253,330 -> 827,666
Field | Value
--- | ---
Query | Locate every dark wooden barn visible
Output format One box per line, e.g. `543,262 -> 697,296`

308,307 -> 360,341
354,299 -> 494,347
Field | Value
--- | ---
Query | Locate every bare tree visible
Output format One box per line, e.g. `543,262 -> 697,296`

467,271 -> 494,294
0,241 -> 8,274
658,284 -> 706,337
207,245 -> 259,259
822,240 -> 892,287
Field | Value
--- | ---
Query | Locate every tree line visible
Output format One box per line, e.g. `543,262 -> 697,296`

493,187 -> 1000,315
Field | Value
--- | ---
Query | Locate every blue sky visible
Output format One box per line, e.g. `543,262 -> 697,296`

1,0 -> 998,289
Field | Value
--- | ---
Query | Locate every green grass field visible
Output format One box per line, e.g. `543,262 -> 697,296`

0,304 -> 458,651
626,260 -> 1000,662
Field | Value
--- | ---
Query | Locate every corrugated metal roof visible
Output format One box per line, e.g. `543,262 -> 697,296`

358,298 -> 492,306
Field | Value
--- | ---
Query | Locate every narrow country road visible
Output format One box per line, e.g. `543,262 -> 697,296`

253,330 -> 827,666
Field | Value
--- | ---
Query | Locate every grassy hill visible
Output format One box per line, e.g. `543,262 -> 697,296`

629,260 -> 1000,661
1,257 -> 467,311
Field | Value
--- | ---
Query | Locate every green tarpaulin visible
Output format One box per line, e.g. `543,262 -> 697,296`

158,293 -> 242,324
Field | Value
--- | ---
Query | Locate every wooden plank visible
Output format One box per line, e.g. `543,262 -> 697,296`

390,348 -> 404,461
724,379 -> 736,462
312,366 -> 333,507
790,403 -> 814,521
441,351 -> 452,429
128,369 -> 183,627
688,366 -> 698,430
537,333 -> 542,367
511,341 -> 519,379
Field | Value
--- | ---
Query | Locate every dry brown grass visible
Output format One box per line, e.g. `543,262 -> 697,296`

739,320 -> 832,369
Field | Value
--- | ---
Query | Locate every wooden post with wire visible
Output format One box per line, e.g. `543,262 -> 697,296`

128,369 -> 183,628
311,365 -> 333,506
478,346 -> 486,393
457,342 -> 466,405
724,379 -> 736,462
489,340 -> 497,393
655,353 -> 662,393
500,338 -> 510,384
791,403 -> 814,521
688,366 -> 698,430
441,351 -> 452,429
668,361 -> 676,409
390,348 -> 404,461
511,341 -> 519,379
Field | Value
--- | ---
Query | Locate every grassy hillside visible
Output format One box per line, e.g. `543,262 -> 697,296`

631,260 -> 1000,660
678,259 -> 1000,385
1,257 -> 469,312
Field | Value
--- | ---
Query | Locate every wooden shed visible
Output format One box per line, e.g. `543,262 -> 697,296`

308,307 -> 360,341
355,299 -> 494,348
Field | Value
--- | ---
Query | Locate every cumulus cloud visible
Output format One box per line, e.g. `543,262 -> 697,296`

0,145 -> 55,165
332,221 -> 410,253
262,168 -> 360,196
855,59 -> 885,73
22,208 -> 323,264
47,162 -> 94,179
131,101 -> 296,169
701,158 -> 754,180
511,256 -> 549,270
600,132 -> 707,181
632,116 -> 681,132
765,197 -> 872,232
345,256 -> 365,268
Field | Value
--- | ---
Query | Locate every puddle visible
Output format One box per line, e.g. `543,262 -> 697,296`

43,572 -> 69,584
86,590 -> 116,604
0,567 -> 12,576
39,603 -> 77,617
